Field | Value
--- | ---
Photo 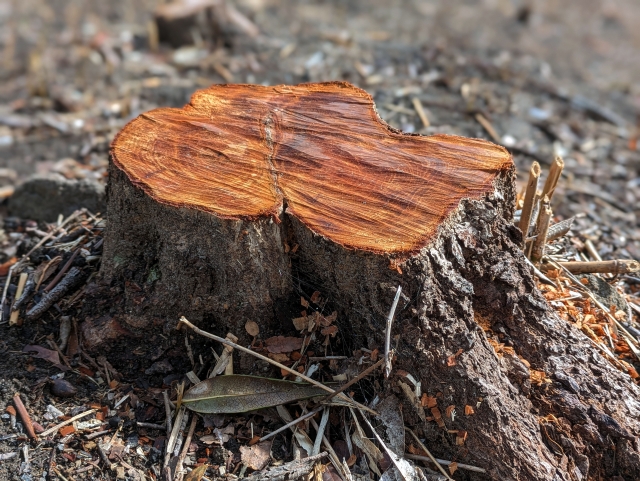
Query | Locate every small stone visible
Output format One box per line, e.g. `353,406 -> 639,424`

50,379 -> 77,398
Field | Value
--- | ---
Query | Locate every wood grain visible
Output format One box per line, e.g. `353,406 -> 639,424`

111,81 -> 512,253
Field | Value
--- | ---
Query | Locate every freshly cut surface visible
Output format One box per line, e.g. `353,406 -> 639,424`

111,82 -> 512,253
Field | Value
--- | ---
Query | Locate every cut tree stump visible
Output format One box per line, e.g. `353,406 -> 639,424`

93,82 -> 640,480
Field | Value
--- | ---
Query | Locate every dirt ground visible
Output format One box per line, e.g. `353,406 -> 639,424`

1,0 -> 639,480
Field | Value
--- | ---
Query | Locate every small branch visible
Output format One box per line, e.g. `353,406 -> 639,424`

178,316 -> 376,415
12,394 -> 36,439
259,405 -> 323,443
39,409 -> 96,438
539,259 -> 639,275
44,249 -> 80,292
541,156 -> 564,202
411,98 -> 430,128
26,267 -> 84,321
406,428 -> 453,480
518,161 -> 540,241
9,272 -> 28,326
531,196 -> 552,263
312,408 -> 330,456
405,453 -> 486,474
385,286 -> 402,378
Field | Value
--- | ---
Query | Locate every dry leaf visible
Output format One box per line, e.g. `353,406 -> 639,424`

456,430 -> 468,445
22,345 -> 69,371
184,464 -> 208,481
240,440 -> 272,470
0,257 -> 17,276
449,461 -> 458,475
292,316 -> 308,331
182,375 -> 327,413
310,291 -> 321,303
301,297 -> 310,308
321,325 -> 338,337
464,405 -> 475,416
245,321 -> 260,337
265,336 -> 303,353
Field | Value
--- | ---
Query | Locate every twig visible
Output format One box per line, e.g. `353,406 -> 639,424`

178,317 -> 376,415
26,267 -> 84,321
165,406 -> 186,466
523,256 -> 555,286
44,249 -> 80,292
539,259 -> 639,275
385,286 -> 402,378
541,156 -> 564,202
174,415 -> 198,481
406,428 -> 453,480
546,217 -> 574,242
163,390 -> 173,438
137,422 -> 167,431
9,272 -> 28,326
475,113 -> 501,143
411,98 -> 430,128
405,454 -> 486,473
40,409 -> 96,437
519,161 -> 540,241
12,394 -> 36,439
259,406 -> 323,443
97,442 -> 113,470
312,408 -> 330,456
531,196 -> 552,263
321,357 -> 385,404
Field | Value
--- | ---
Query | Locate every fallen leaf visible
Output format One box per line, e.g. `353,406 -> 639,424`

292,316 -> 308,331
310,291 -> 321,303
265,336 -> 303,353
321,325 -> 338,337
464,405 -> 475,416
301,297 -> 309,308
245,321 -> 260,337
421,394 -> 437,408
240,440 -> 272,470
182,375 -> 327,413
184,464 -> 208,481
22,345 -> 68,371
456,430 -> 468,445
449,461 -> 458,475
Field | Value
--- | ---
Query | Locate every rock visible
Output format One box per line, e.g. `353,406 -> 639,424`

578,274 -> 629,314
9,174 -> 105,222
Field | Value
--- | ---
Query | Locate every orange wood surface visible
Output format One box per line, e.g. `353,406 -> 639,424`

111,82 -> 512,254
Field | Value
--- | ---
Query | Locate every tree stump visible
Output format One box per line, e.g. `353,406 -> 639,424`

96,82 -> 640,480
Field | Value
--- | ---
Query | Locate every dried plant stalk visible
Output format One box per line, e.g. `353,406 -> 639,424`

540,259 -> 640,275
541,156 -> 564,202
531,196 -> 552,263
518,161 -> 540,242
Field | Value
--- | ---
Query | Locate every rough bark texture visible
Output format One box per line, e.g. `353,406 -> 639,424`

95,160 -> 640,480
94,82 -> 640,480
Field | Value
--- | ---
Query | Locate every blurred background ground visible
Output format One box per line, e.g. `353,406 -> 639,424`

1,0 -> 640,479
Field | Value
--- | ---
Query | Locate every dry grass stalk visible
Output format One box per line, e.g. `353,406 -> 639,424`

541,156 -> 564,202
531,196 -> 552,262
540,259 -> 640,275
411,98 -> 430,128
518,161 -> 541,243
9,272 -> 28,326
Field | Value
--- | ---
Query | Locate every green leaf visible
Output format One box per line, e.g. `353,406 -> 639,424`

182,375 -> 327,413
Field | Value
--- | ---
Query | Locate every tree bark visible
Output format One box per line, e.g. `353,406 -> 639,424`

90,82 -> 640,480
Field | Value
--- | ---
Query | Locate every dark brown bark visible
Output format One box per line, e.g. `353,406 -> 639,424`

92,82 -> 640,480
